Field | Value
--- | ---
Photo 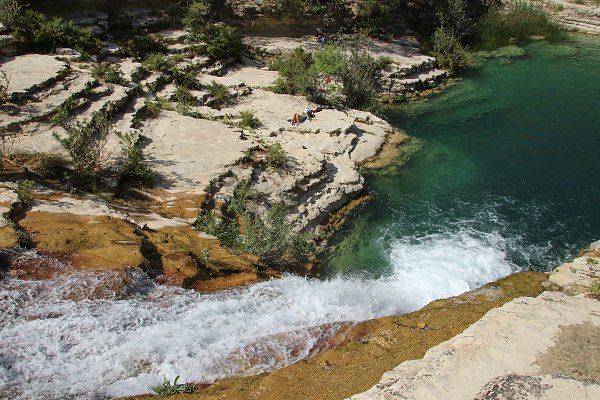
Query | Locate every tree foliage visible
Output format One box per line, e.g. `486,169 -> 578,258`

0,0 -> 20,29
53,115 -> 110,178
431,27 -> 472,75
12,9 -> 101,54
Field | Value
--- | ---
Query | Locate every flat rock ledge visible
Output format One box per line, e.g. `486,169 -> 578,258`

351,241 -> 600,400
544,0 -> 600,35
0,45 -> 406,291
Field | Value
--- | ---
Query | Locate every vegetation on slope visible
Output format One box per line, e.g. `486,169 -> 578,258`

474,0 -> 567,50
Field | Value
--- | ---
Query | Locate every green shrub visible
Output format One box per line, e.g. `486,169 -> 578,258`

269,47 -> 316,96
12,9 -> 102,54
174,69 -> 201,90
196,182 -> 315,269
431,27 -> 472,75
118,34 -> 166,59
175,85 -> 196,114
339,49 -> 381,109
355,0 -> 413,36
151,376 -> 193,396
0,0 -> 20,29
240,203 -> 315,269
143,98 -> 161,117
183,0 -> 213,34
51,96 -> 77,126
312,44 -> 344,77
271,45 -> 382,109
156,96 -> 175,111
228,179 -> 255,216
204,24 -> 243,61
15,179 -> 34,206
591,277 -> 600,299
195,209 -> 242,248
92,62 -> 126,85
142,53 -> 176,74
475,0 -> 566,50
355,0 -> 394,35
238,110 -> 261,129
266,141 -> 287,168
206,80 -> 233,106
116,131 -> 153,185
53,114 -> 111,177
437,0 -> 471,36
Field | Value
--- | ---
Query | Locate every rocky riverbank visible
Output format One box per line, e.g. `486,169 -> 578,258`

0,17 -> 433,291
544,0 -> 600,34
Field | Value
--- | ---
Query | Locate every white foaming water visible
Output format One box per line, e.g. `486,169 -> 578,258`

0,231 -> 516,399
387,230 -> 515,305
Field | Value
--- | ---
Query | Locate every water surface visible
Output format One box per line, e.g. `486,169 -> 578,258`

323,36 -> 600,296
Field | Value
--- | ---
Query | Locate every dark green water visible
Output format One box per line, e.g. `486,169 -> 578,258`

323,36 -> 600,296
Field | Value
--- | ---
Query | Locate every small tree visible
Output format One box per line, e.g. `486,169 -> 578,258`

53,115 -> 111,178
91,62 -> 126,85
431,27 -> 472,75
0,0 -> 21,29
205,24 -> 243,61
340,50 -> 381,109
183,0 -> 213,34
116,131 -> 153,185
266,141 -> 287,168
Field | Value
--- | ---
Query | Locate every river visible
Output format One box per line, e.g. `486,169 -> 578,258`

1,35 -> 599,399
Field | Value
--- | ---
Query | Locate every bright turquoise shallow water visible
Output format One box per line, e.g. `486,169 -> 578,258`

323,36 -> 600,282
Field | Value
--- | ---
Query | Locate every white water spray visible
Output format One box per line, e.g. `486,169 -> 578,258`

0,230 -> 516,399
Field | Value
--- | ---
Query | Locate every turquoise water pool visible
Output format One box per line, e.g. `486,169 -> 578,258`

323,36 -> 600,286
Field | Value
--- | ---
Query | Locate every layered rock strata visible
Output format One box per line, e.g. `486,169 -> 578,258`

1,29 -> 420,289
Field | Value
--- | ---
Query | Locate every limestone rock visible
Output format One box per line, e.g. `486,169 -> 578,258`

141,111 -> 257,193
221,89 -> 355,135
202,66 -> 279,89
547,251 -> 600,295
145,226 -> 262,291
544,0 -> 600,35
350,291 -> 600,400
0,55 -> 68,98
0,187 -> 19,249
20,211 -> 144,271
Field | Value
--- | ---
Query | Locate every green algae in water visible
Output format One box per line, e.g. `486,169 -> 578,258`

323,36 -> 600,281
